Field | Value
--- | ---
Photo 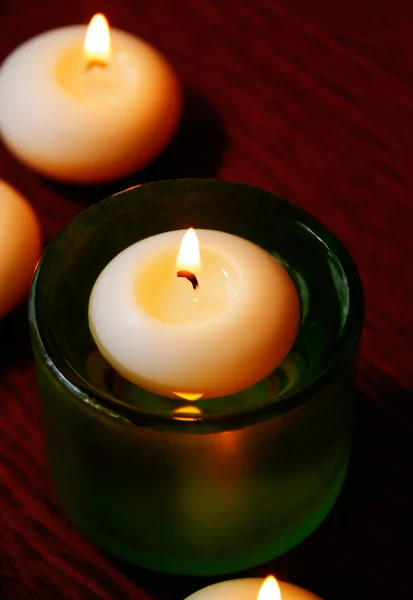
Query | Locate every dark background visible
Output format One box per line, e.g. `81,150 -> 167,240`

0,1 -> 412,599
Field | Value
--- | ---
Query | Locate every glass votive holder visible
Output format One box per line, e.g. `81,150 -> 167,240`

28,179 -> 364,576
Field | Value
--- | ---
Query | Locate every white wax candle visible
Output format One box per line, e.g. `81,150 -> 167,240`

184,577 -> 322,600
0,14 -> 181,183
0,180 -> 41,318
89,229 -> 300,399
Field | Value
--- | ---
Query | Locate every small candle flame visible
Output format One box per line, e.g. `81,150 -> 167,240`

84,14 -> 111,66
257,576 -> 282,600
177,228 -> 201,271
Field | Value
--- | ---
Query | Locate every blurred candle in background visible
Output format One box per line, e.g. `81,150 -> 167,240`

0,14 -> 181,183
0,180 -> 41,318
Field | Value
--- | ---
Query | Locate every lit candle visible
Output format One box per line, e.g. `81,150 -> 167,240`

185,576 -> 322,600
0,180 -> 41,318
89,229 -> 300,399
0,14 -> 181,183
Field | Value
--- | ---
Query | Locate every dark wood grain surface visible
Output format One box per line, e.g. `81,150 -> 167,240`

1,1 -> 412,599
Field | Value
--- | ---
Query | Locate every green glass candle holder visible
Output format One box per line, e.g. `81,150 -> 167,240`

28,179 -> 364,576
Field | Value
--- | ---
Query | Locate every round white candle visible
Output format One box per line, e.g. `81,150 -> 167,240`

184,577 -> 322,600
89,229 -> 300,399
0,180 -> 41,318
0,14 -> 181,183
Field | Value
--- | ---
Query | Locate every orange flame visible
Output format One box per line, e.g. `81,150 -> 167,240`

84,14 -> 111,65
257,576 -> 282,600
177,228 -> 201,271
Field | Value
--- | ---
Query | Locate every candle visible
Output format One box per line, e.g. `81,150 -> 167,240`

185,576 -> 322,600
31,180 -> 363,574
0,180 -> 41,318
0,14 -> 181,183
89,228 -> 300,398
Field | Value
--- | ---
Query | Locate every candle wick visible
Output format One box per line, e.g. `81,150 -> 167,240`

177,270 -> 199,290
84,59 -> 108,70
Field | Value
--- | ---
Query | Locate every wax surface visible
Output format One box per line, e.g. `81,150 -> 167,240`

185,578 -> 322,600
0,26 -> 181,183
0,180 -> 41,318
89,229 -> 300,398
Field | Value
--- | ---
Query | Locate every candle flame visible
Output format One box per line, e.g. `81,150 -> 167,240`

257,576 -> 282,600
84,14 -> 111,65
177,228 -> 201,271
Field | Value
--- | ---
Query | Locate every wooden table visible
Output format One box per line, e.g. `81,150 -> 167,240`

1,1 -> 411,598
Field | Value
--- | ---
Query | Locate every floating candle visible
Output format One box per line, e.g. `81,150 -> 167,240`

89,228 -> 300,398
185,576 -> 322,600
0,14 -> 181,183
0,180 -> 41,318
